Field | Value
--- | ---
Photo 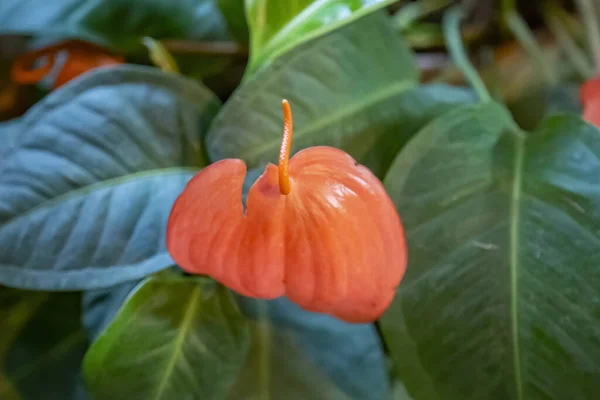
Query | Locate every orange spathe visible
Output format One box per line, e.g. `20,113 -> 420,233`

167,100 -> 407,323
12,40 -> 123,90
581,77 -> 600,127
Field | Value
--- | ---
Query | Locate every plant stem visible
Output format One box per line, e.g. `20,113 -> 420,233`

575,0 -> 600,74
142,37 -> 180,74
442,6 -> 491,102
505,11 -> 558,84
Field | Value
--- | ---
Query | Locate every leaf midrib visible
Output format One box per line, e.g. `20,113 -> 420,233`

0,167 -> 198,227
510,133 -> 525,400
153,286 -> 201,400
240,80 -> 417,163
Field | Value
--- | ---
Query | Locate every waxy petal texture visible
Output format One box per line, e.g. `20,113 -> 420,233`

167,147 -> 406,322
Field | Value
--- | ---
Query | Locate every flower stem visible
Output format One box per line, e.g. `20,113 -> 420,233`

442,6 -> 491,102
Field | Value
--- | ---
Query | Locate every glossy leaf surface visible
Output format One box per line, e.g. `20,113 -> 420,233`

0,0 -> 229,50
380,101 -> 600,399
227,319 -> 351,400
0,65 -> 219,290
245,0 -> 398,74
83,274 -> 250,400
236,297 -> 391,400
208,12 -> 421,177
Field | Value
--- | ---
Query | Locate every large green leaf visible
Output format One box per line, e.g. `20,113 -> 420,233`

83,274 -> 250,400
0,0 -> 229,51
0,65 -> 220,290
227,319 -> 350,400
207,12 -> 446,177
0,289 -> 89,400
380,101 -> 600,399
0,119 -> 22,158
245,0 -> 400,74
237,297 -> 390,400
508,84 -> 582,131
81,267 -> 388,399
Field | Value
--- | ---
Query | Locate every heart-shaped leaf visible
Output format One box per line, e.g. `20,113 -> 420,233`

245,0 -> 400,75
208,12 -> 465,178
0,0 -> 229,50
380,101 -> 600,399
83,274 -> 250,400
0,65 -> 220,291
237,297 -> 390,400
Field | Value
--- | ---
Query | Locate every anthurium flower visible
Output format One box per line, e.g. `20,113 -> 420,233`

12,40 -> 123,90
580,76 -> 600,127
167,100 -> 407,323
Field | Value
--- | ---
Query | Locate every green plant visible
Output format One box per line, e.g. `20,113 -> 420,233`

1,1 -> 600,399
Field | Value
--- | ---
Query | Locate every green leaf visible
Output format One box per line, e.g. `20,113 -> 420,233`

82,280 -> 142,341
83,274 -> 250,400
0,119 -> 22,159
508,84 -> 582,131
218,0 -> 249,43
245,0 -> 400,75
0,65 -> 220,291
380,101 -> 600,399
81,278 -> 390,399
0,0 -> 229,51
1,290 -> 89,400
237,297 -> 391,400
208,12 -> 429,177
227,319 -> 351,400
357,84 -> 476,178
544,84 -> 582,115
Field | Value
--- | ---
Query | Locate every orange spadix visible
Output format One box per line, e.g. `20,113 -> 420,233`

166,99 -> 407,323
